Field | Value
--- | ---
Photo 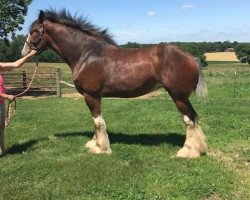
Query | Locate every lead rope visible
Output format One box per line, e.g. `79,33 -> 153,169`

5,59 -> 39,127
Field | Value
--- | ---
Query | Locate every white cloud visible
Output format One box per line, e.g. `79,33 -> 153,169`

181,4 -> 197,9
147,11 -> 156,17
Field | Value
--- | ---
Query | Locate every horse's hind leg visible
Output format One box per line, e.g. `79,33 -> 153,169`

84,93 -> 112,154
172,97 -> 208,158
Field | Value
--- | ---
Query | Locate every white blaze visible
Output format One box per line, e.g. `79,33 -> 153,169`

21,35 -> 31,56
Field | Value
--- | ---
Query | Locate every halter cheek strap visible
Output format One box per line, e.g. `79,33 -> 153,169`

25,27 -> 44,51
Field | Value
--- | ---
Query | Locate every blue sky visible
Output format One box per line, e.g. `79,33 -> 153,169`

17,0 -> 250,44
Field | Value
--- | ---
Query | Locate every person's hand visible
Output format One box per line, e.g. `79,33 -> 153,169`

27,50 -> 37,58
6,95 -> 15,102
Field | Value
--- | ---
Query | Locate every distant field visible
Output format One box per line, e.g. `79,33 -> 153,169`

205,52 -> 239,62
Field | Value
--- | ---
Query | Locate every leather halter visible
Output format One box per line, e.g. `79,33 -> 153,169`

25,27 -> 44,51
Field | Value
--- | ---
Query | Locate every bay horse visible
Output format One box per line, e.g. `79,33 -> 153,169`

22,9 -> 208,158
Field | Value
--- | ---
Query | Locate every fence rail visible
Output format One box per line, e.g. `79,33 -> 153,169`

203,67 -> 250,98
4,67 -> 62,97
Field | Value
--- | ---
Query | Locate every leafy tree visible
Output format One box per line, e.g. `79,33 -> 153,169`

0,35 -> 27,61
0,39 -> 11,61
9,35 -> 27,60
0,35 -> 64,63
179,43 -> 208,67
0,0 -> 33,39
120,42 -> 143,48
235,44 -> 250,65
38,50 -> 63,63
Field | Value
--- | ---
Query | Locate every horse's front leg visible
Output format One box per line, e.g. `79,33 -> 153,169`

84,93 -> 112,154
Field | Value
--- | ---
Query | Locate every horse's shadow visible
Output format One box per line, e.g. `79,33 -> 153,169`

4,131 -> 185,156
5,139 -> 38,155
55,131 -> 185,147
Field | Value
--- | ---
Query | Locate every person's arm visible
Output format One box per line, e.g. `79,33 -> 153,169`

0,93 -> 15,102
0,50 -> 37,71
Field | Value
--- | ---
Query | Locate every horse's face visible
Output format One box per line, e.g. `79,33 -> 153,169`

21,10 -> 49,56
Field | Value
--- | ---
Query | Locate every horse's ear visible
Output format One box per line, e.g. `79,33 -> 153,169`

38,10 -> 44,23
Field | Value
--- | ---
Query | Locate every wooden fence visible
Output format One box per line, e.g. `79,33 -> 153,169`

4,67 -> 62,97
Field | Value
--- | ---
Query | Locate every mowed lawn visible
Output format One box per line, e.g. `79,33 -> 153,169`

0,63 -> 249,200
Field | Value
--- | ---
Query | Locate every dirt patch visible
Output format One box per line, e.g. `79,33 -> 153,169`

135,90 -> 163,99
62,92 -> 83,99
62,90 -> 163,99
201,195 -> 222,200
19,95 -> 50,100
17,90 -> 163,100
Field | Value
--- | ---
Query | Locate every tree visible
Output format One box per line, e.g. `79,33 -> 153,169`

38,50 -> 63,63
235,44 -> 250,65
0,35 -> 64,62
0,39 -> 11,61
0,0 -> 33,39
179,43 -> 208,67
9,35 -> 27,60
120,42 -> 143,48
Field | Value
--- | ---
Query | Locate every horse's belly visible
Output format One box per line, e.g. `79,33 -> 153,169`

103,82 -> 162,98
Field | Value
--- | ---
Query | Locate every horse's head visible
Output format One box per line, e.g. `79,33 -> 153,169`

21,10 -> 49,56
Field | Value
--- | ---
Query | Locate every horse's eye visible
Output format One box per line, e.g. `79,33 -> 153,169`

31,29 -> 38,34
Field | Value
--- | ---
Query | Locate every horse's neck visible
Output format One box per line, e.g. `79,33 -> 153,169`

45,22 -> 115,69
46,25 -> 86,66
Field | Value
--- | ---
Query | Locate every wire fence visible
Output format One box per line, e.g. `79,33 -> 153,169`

203,66 -> 250,98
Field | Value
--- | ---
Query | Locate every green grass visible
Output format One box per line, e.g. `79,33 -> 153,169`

207,61 -> 240,65
206,62 -> 249,69
0,63 -> 249,199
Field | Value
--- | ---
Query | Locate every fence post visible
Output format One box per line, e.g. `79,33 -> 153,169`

233,69 -> 236,98
22,71 -> 27,89
56,67 -> 62,97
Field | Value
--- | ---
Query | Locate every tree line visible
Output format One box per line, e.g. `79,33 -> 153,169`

121,41 -> 250,66
0,35 -> 63,63
0,35 -> 250,66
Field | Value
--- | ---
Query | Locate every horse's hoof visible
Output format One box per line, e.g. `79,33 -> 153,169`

89,145 -> 112,155
85,139 -> 97,149
176,147 -> 200,159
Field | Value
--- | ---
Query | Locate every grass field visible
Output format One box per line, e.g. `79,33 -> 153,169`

0,62 -> 249,199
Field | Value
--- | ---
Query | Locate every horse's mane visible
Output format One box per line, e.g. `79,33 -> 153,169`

32,9 -> 117,46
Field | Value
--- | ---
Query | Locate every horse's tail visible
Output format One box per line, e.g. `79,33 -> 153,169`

195,58 -> 208,98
